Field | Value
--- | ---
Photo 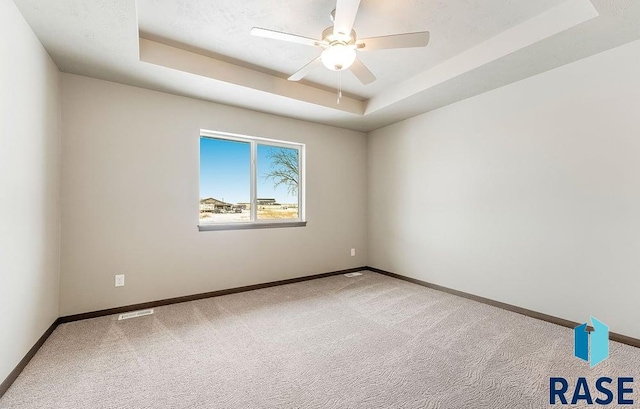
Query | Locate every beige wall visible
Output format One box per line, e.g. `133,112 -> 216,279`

368,39 -> 640,339
0,0 -> 61,382
60,74 -> 367,316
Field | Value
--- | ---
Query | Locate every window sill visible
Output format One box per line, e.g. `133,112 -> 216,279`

198,221 -> 307,232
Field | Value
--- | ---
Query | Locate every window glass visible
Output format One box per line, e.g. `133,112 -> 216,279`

257,144 -> 300,220
199,133 -> 304,227
199,137 -> 250,224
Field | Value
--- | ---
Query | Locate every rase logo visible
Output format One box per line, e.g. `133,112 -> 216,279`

574,316 -> 609,368
549,317 -> 635,406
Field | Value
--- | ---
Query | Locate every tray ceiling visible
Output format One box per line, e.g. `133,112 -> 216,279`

12,0 -> 640,131
137,0 -> 562,99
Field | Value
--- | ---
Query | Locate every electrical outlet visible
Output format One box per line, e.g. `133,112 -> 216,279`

351,248 -> 356,257
115,274 -> 125,287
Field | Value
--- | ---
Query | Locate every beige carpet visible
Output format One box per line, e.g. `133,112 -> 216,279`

1,271 -> 639,408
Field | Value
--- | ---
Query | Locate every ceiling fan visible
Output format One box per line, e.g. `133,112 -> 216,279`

250,0 -> 430,86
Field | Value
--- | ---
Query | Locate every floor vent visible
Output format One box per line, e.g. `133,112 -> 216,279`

344,272 -> 363,278
118,309 -> 154,321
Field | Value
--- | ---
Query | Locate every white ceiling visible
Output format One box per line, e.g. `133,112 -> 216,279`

12,0 -> 640,131
137,0 -> 562,99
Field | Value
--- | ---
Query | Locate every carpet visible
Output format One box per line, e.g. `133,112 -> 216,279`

1,271 -> 638,408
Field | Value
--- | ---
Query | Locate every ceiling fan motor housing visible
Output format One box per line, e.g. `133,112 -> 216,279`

322,27 -> 357,45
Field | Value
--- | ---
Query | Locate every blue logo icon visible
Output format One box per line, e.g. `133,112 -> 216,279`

574,316 -> 609,368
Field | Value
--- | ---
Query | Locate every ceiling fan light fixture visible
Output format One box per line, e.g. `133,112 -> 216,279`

321,43 -> 356,71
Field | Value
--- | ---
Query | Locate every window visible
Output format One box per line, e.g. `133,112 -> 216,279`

199,131 -> 305,231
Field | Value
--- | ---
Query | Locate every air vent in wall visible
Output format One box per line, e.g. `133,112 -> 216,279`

118,309 -> 154,321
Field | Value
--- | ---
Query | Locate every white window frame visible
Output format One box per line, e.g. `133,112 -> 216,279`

198,130 -> 306,231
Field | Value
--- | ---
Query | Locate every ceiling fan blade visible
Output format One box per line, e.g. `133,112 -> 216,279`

288,57 -> 323,81
333,0 -> 361,37
358,31 -> 430,50
251,27 -> 325,48
350,57 -> 376,85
